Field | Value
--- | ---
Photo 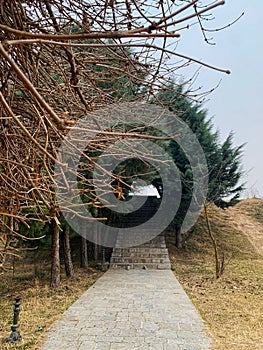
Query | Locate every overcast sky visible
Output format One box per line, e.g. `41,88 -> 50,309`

174,0 -> 263,198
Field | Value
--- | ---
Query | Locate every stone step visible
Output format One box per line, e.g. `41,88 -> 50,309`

110,257 -> 171,264
136,242 -> 166,247
115,244 -> 167,249
111,251 -> 169,258
115,238 -> 167,248
115,238 -> 166,248
110,262 -> 171,270
112,250 -> 168,259
113,247 -> 168,254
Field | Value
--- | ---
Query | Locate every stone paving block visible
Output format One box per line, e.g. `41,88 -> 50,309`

134,344 -> 152,350
141,321 -> 159,332
78,335 -> 96,342
94,342 -> 112,350
149,344 -> 164,350
110,343 -> 136,350
137,327 -> 157,336
179,344 -> 209,350
119,328 -> 137,337
166,337 -> 185,345
78,341 -> 96,350
177,330 -> 209,342
96,335 -> 124,343
164,344 -> 181,350
126,344 -> 150,350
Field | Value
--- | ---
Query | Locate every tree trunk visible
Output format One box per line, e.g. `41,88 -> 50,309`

93,223 -> 99,260
94,243 -> 98,260
175,227 -> 183,248
50,219 -> 60,288
62,225 -> 74,278
204,203 -> 222,279
81,236 -> 88,269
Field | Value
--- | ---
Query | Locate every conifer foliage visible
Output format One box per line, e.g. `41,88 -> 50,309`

157,84 -> 244,246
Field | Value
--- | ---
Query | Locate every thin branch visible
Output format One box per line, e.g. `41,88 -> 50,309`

0,43 -> 64,127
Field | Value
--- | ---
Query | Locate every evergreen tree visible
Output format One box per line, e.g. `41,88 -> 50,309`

156,84 -> 244,246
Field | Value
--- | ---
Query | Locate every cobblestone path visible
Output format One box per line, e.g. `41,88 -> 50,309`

40,270 -> 212,350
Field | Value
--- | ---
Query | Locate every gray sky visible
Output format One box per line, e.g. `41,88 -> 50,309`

175,0 -> 263,197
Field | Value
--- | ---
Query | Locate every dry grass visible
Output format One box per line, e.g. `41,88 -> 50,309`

168,198 -> 263,350
0,250 -> 103,350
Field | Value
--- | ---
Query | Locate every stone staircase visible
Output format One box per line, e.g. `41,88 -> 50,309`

110,196 -> 171,270
110,233 -> 171,270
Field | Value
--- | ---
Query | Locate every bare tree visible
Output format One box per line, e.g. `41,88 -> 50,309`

0,0 -> 232,280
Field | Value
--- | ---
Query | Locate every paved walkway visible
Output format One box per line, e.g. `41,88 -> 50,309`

40,270 -> 212,350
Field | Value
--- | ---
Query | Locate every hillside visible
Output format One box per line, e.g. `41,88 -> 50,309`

229,199 -> 263,254
167,198 -> 263,350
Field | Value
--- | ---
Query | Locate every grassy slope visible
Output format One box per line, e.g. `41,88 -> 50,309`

167,198 -> 263,350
